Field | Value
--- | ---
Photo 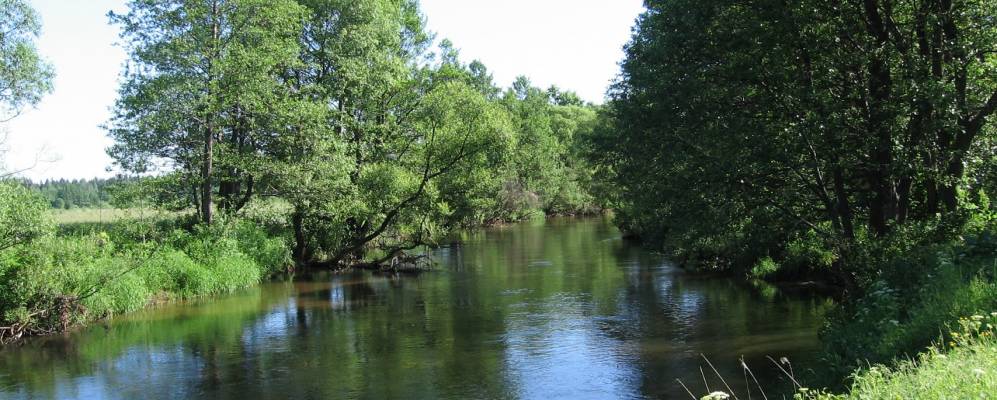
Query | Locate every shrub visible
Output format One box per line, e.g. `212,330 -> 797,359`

0,180 -> 53,252
749,256 -> 780,280
231,220 -> 290,276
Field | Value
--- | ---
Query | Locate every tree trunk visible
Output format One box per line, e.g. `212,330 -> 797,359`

863,0 -> 896,236
201,0 -> 220,225
292,209 -> 309,266
201,127 -> 214,225
833,165 -> 855,240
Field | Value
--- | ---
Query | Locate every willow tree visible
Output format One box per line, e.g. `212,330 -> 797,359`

106,0 -> 309,224
278,1 -> 517,267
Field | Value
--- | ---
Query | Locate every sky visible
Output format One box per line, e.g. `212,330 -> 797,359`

4,0 -> 645,181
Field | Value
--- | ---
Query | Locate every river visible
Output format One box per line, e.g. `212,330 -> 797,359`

0,217 -> 831,399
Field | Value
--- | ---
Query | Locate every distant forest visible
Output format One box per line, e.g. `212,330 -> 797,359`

28,178 -> 129,209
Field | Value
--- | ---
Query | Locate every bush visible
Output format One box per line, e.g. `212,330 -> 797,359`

749,256 -> 780,280
0,180 -> 53,252
231,220 -> 290,276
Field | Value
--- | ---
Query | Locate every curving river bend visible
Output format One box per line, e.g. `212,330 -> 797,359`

0,217 -> 831,399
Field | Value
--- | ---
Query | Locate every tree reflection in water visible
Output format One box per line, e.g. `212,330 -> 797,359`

0,217 -> 831,399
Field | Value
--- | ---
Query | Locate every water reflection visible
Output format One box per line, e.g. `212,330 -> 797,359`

0,217 -> 831,399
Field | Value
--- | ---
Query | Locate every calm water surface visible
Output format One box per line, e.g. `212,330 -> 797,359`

0,218 -> 831,399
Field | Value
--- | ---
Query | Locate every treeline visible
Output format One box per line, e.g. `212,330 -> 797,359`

29,178 -> 122,209
596,0 -> 996,387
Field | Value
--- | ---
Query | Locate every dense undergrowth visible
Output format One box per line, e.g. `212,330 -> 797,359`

821,221 -> 997,373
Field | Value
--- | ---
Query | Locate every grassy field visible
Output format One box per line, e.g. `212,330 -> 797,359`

50,208 -> 178,225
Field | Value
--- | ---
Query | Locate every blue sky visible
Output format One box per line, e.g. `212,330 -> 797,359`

4,0 -> 644,181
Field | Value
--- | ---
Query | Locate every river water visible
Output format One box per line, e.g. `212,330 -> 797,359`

0,217 -> 831,399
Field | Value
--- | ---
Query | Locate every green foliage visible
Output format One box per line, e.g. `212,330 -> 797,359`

0,0 -> 54,116
822,226 -> 997,379
796,314 -> 997,399
0,180 -> 52,252
107,0 -> 311,224
230,220 -> 291,275
0,215 -> 286,341
749,257 -> 780,280
101,0 -> 602,269
596,0 -> 997,279
29,178 -> 126,209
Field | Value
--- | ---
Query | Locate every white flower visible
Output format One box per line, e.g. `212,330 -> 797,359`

700,392 -> 730,400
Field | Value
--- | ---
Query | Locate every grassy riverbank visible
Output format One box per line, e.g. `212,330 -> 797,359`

796,314 -> 997,399
689,224 -> 997,398
0,194 -> 289,343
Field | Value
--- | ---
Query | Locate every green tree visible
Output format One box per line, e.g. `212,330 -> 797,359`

598,0 -> 997,279
107,0 -> 309,224
0,0 -> 53,121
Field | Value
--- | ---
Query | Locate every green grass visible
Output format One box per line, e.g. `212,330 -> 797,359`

844,339 -> 996,398
794,314 -> 997,399
50,208 -> 173,225
0,217 -> 290,343
688,315 -> 997,400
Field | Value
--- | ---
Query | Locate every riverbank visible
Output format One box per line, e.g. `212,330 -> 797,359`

0,214 -> 289,344
623,217 -> 997,395
0,203 -> 605,344
0,217 -> 829,399
826,320 -> 996,399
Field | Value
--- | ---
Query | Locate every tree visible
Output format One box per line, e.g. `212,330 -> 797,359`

107,0 -> 309,224
597,0 -> 997,279
0,0 -> 53,121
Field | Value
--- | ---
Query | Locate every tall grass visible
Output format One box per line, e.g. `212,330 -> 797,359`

0,218 -> 289,343
682,314 -> 997,399
50,208 -> 172,225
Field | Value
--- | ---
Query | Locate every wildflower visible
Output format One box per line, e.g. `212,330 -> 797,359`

971,315 -> 985,321
701,392 -> 730,400
973,369 -> 985,378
